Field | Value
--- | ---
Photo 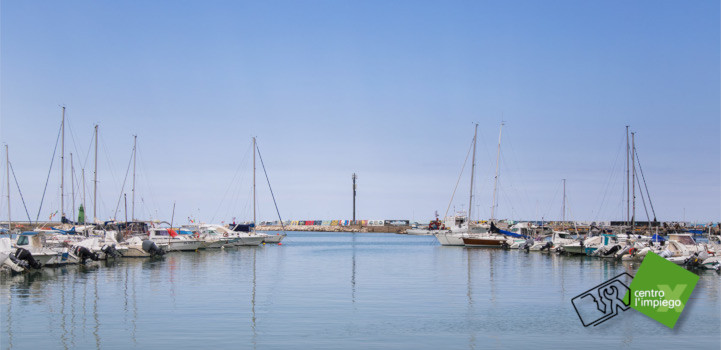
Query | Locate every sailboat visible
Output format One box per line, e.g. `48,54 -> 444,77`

434,124 -> 488,246
463,122 -> 516,247
227,137 -> 285,245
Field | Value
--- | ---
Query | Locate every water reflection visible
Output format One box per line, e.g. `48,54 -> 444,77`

251,248 -> 257,350
351,232 -> 357,304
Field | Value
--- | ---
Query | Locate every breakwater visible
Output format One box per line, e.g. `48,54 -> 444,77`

258,224 -> 410,234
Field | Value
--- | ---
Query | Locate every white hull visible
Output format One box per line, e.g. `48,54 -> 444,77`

234,236 -> 264,246
262,234 -> 286,243
167,240 -> 202,252
407,229 -> 442,236
201,240 -> 229,249
434,232 -> 468,246
122,246 -> 151,257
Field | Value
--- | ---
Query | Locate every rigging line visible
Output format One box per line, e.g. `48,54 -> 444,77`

210,140 -> 252,223
444,137 -> 474,219
634,147 -> 656,221
255,142 -> 285,233
594,132 -> 625,222
498,149 -> 529,220
82,127 -> 94,170
65,112 -> 84,168
36,120 -> 63,222
113,145 -> 134,220
9,162 -> 32,223
501,128 -> 533,218
541,180 -> 561,220
634,165 -> 651,223
136,145 -> 160,221
227,144 -> 253,221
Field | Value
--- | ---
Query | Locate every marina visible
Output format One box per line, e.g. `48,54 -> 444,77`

1,232 -> 720,350
1,1 -> 719,349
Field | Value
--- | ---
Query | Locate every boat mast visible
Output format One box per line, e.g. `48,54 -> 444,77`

253,137 -> 256,232
61,106 -> 65,222
131,135 -> 136,222
631,132 -> 636,232
562,179 -> 566,229
82,168 -> 86,225
625,125 -> 630,227
6,145 -> 10,232
93,124 -> 98,222
491,122 -> 504,222
468,124 -> 478,233
71,152 -> 75,222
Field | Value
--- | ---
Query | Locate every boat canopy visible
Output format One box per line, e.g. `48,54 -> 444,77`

50,227 -> 77,235
651,234 -> 666,242
490,222 -> 527,238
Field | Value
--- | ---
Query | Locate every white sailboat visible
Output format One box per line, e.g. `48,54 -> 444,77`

463,122 -> 509,248
231,137 -> 285,246
435,124 -> 482,246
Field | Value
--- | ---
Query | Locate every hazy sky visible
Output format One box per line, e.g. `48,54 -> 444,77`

1,1 -> 718,224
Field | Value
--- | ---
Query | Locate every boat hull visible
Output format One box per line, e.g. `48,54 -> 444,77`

234,236 -> 264,246
167,241 -> 202,252
434,232 -> 465,246
262,234 -> 286,244
463,237 -> 505,247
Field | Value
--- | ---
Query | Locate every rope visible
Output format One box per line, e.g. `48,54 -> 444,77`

634,147 -> 656,221
36,120 -> 63,222
445,137 -> 474,219
9,161 -> 32,223
113,144 -> 134,220
635,165 -> 651,223
255,142 -> 285,233
593,134 -> 624,222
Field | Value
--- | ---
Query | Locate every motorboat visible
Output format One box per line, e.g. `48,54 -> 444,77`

14,231 -> 79,266
148,228 -> 202,252
194,225 -> 235,248
121,236 -> 166,257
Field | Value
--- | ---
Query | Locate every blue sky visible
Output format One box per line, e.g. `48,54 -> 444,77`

1,1 -> 718,224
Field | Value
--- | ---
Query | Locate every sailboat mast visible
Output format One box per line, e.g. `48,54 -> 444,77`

625,125 -> 630,226
71,152 -> 75,222
631,132 -> 636,231
61,106 -> 65,221
6,145 -> 10,231
82,169 -> 86,224
468,124 -> 478,233
562,179 -> 566,224
253,137 -> 256,231
132,135 -> 136,222
491,122 -> 504,222
93,124 -> 98,222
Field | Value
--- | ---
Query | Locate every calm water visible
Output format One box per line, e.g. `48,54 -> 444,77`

1,232 -> 719,349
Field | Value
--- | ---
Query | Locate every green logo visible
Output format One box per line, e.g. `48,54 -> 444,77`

626,252 -> 699,328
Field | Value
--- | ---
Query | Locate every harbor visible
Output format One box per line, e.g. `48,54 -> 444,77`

2,232 -> 720,350
2,1 -> 719,349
